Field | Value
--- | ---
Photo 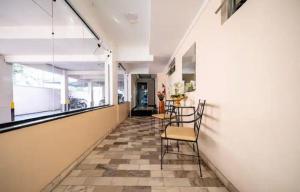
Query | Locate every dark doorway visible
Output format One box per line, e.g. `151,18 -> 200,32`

137,82 -> 148,107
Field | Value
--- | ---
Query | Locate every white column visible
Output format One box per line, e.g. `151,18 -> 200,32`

88,81 -> 94,107
124,73 -> 128,102
111,53 -> 118,105
104,60 -> 110,105
0,56 -> 13,123
60,70 -> 68,111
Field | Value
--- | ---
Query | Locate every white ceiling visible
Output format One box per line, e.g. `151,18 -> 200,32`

150,0 -> 204,58
55,62 -> 105,71
0,39 -> 98,55
91,0 -> 150,47
73,0 -> 204,73
0,0 -> 99,56
0,0 -> 82,26
0,0 -> 106,80
0,0 -> 204,75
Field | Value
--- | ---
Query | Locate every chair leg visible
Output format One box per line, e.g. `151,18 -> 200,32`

177,141 -> 180,152
195,141 -> 202,177
166,139 -> 169,153
151,117 -> 153,128
161,138 -> 163,170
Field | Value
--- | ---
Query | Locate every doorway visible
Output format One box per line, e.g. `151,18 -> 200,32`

137,82 -> 148,107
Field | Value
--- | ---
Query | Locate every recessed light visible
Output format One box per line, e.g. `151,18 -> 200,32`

113,16 -> 120,24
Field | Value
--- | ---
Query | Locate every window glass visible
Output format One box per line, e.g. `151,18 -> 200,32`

118,65 -> 127,104
220,0 -> 247,24
12,64 -> 63,121
0,0 -> 109,124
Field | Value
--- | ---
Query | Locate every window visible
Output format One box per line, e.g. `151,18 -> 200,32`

118,63 -> 127,104
218,0 -> 248,24
0,0 -> 110,124
182,43 -> 196,92
12,64 -> 62,120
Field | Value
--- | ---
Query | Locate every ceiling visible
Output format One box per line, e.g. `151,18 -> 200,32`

0,0 -> 104,56
0,0 -> 82,26
0,0 -> 204,75
91,0 -> 150,47
150,0 -> 204,58
0,39 -> 98,55
0,0 -> 107,80
72,0 -> 204,73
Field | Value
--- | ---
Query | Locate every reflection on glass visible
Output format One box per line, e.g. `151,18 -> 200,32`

0,0 -> 109,124
67,62 -> 106,110
12,64 -> 62,121
118,65 -> 126,104
182,43 -> 196,92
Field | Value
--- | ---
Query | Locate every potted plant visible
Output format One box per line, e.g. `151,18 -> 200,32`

157,91 -> 165,101
157,84 -> 166,113
170,82 -> 187,106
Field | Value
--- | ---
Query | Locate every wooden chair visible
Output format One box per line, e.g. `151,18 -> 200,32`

151,100 -> 176,130
160,99 -> 206,177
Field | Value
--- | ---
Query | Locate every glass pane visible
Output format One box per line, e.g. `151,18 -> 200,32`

118,66 -> 126,104
0,0 -> 108,124
182,43 -> 196,92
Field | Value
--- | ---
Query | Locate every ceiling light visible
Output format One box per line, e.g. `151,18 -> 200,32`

113,17 -> 120,24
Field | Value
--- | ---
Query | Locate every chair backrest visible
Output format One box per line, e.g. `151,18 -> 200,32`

194,100 -> 206,140
165,100 -> 174,115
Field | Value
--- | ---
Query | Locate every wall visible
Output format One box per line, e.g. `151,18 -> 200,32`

13,86 -> 61,115
117,102 -> 130,124
0,56 -> 13,123
167,0 -> 300,191
0,104 -> 129,192
127,63 -> 150,74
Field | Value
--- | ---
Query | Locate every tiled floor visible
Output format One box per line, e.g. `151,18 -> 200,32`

53,117 -> 228,192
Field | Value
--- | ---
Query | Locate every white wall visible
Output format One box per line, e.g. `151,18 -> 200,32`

155,73 -> 168,107
167,0 -> 300,191
0,56 -> 13,123
126,63 -> 150,74
14,86 -> 61,115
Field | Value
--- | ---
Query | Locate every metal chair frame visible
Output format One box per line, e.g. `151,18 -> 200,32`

160,100 -> 206,177
151,100 -> 175,130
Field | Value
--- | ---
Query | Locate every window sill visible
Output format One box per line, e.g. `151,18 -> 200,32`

0,105 -> 113,134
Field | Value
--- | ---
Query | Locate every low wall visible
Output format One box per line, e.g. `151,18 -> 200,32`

0,104 -> 129,192
117,102 -> 130,124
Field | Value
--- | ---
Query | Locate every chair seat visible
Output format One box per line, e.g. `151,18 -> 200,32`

152,113 -> 176,120
161,126 -> 196,141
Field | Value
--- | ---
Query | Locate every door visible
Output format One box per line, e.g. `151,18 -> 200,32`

137,82 -> 148,106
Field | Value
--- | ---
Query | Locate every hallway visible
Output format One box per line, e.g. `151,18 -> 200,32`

53,117 -> 227,192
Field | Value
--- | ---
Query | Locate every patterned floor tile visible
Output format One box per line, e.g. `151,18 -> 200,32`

122,186 -> 151,192
93,186 -> 123,192
53,117 -> 225,192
